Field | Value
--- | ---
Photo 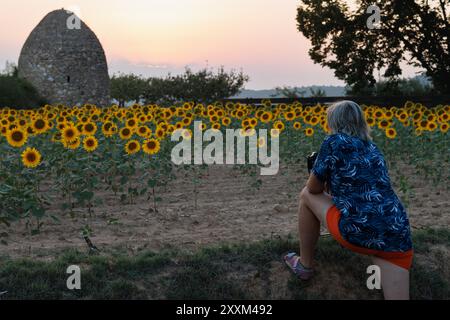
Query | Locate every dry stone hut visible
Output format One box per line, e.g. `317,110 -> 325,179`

18,9 -> 110,106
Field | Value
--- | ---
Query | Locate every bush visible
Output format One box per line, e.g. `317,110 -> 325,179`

0,74 -> 47,109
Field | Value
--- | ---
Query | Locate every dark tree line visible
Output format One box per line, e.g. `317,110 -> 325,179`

110,67 -> 249,106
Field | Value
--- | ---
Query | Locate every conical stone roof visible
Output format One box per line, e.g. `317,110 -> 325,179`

18,9 -> 110,106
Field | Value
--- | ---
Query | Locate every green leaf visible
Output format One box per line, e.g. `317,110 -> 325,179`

107,218 -> 119,225
32,207 -> 46,218
120,176 -> 128,185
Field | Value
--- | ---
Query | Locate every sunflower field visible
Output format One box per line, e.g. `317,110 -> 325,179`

0,101 -> 449,240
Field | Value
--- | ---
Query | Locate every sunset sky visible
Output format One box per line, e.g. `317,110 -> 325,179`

1,0 -> 419,89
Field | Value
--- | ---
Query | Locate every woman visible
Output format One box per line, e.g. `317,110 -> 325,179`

284,101 -> 413,300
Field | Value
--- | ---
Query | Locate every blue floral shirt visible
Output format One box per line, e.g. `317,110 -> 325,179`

312,133 -> 413,252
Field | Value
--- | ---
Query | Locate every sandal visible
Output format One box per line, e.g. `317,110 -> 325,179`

283,252 -> 314,280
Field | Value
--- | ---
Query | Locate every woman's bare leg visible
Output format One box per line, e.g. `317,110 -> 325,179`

298,187 -> 334,268
298,201 -> 320,268
372,256 -> 410,300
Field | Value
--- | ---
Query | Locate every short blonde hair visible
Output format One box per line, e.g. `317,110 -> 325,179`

327,101 -> 371,141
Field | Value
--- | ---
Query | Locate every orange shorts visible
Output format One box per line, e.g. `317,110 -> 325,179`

326,205 -> 413,270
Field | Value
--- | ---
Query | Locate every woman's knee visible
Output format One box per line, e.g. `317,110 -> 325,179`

300,187 -> 311,205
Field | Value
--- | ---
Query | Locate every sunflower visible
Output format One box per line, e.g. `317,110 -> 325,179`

284,111 -> 295,121
125,117 -> 138,129
378,119 -> 390,129
373,109 -> 384,119
119,127 -> 133,140
212,122 -> 221,130
366,117 -> 376,127
61,125 -> 80,143
18,119 -> 28,127
305,128 -> 314,137
260,111 -> 272,123
197,122 -> 207,131
221,117 -> 231,126
64,137 -> 81,150
293,122 -> 302,130
236,110 -> 245,119
106,124 -> 118,137
6,128 -> 28,147
440,123 -> 449,133
83,122 -> 97,136
83,136 -> 98,152
175,122 -> 184,129
142,139 -> 161,155
125,140 -> 141,155
310,116 -> 320,126
440,113 -> 449,123
155,127 -> 166,139
426,121 -> 437,131
21,147 -> 41,168
385,128 -> 397,139
102,122 -> 114,135
31,118 -> 48,134
397,112 -> 408,122
136,125 -> 150,138
273,120 -> 285,131
419,120 -> 428,130
167,124 -> 175,134
182,117 -> 192,126
412,112 -> 423,122
384,110 -> 394,120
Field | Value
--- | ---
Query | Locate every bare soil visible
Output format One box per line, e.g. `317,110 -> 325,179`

2,162 -> 449,259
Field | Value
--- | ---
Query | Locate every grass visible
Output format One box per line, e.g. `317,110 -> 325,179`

0,228 -> 448,300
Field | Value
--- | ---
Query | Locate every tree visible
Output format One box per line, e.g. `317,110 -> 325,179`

159,67 -> 249,103
273,86 -> 307,98
296,0 -> 450,95
362,76 -> 433,96
309,87 -> 327,97
120,67 -> 249,105
110,73 -> 148,107
143,67 -> 249,103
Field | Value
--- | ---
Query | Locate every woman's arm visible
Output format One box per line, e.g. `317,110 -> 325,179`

306,173 -> 325,194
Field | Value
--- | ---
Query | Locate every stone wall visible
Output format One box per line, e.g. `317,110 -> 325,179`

18,9 -> 110,106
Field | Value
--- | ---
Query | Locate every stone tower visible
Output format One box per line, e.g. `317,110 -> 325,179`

18,9 -> 110,106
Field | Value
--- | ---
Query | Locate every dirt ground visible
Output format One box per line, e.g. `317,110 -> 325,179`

2,161 -> 449,259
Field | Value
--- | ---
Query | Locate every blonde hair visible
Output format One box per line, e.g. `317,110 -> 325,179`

327,101 -> 371,141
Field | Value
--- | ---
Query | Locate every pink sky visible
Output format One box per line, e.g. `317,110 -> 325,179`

0,0 -> 419,89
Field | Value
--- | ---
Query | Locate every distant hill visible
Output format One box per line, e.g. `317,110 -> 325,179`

232,85 -> 346,99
